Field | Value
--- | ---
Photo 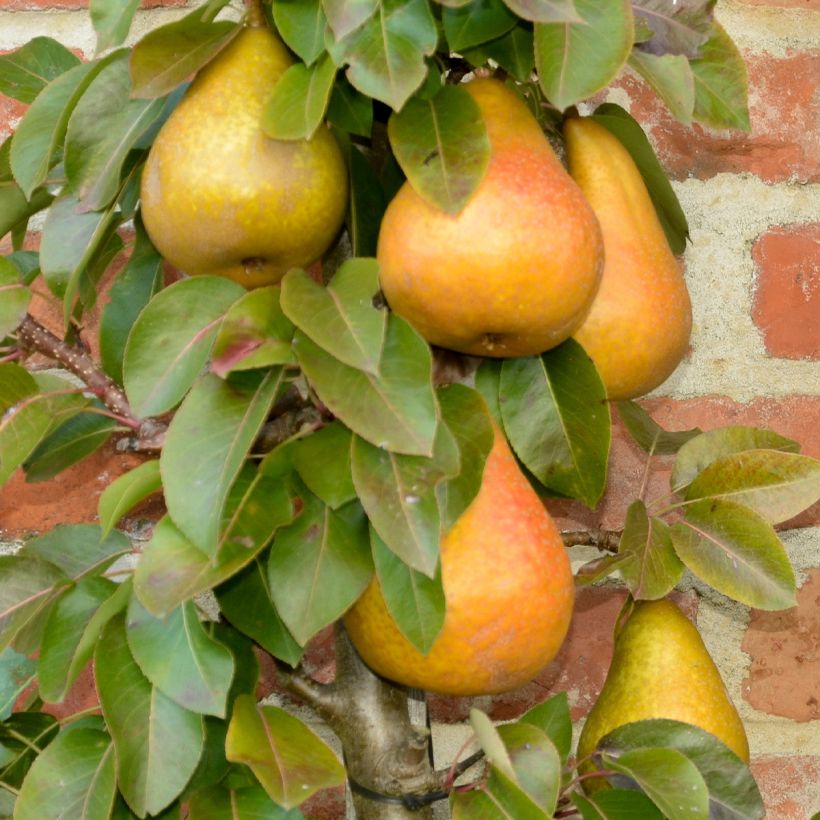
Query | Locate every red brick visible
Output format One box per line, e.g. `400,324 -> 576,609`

0,94 -> 27,142
614,51 -> 820,183
741,568 -> 820,721
551,395 -> 820,535
752,223 -> 820,360
751,756 -> 820,819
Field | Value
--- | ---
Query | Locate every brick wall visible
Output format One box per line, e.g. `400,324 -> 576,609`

1,1 -> 818,817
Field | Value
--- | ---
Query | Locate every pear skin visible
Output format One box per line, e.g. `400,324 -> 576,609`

564,117 -> 692,399
140,25 -> 347,288
577,598 -> 749,789
377,79 -> 604,358
344,424 -> 574,696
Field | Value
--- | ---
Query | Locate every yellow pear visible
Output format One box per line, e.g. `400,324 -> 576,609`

140,24 -> 347,288
577,598 -> 749,789
564,117 -> 692,399
344,424 -> 574,696
376,78 -> 604,358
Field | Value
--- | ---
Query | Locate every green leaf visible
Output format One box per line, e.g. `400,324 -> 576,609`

216,557 -> 303,666
344,139 -> 386,256
95,615 -> 204,818
0,257 -> 30,339
14,728 -> 117,820
334,0 -> 438,111
323,0 -> 379,39
683,450 -> 820,524
602,746 -> 709,819
38,577 -> 130,704
499,341 -> 610,506
189,784 -> 305,819
502,0 -> 580,24
475,358 -> 503,426
371,527 -> 445,653
211,286 -> 295,378
497,723 -> 561,814
590,103 -> 690,255
599,719 -> 764,820
535,0 -> 633,111
292,421 -> 356,509
295,313 -> 438,456
90,0 -> 141,51
273,0 -> 328,65
23,409 -> 117,483
628,51 -> 695,125
21,523 -> 131,580
0,182 -> 52,245
262,54 -> 336,140
10,56 -> 119,200
633,0 -> 713,58
281,259 -> 386,373
98,460 -> 162,539
572,789 -> 664,819
161,370 -> 282,556
126,598 -> 235,717
388,84 -> 490,215
617,400 -> 701,455
691,21 -> 750,132
327,76 -> 373,136
463,25 -> 535,83
574,552 -> 636,587
0,713 -> 60,795
470,708 -> 516,780
0,647 -> 36,721
518,692 -> 572,763
443,0 -> 517,52
351,423 -> 459,576
436,385 -> 494,531
618,500 -> 684,600
130,18 -> 242,99
39,191 -> 120,320
64,54 -> 167,211
100,219 -> 164,385
0,366 -> 89,486
0,37 -> 80,103
670,499 -> 796,610
268,491 -> 373,645
672,426 -> 800,491
452,765 -> 552,818
123,276 -> 245,417
226,695 -> 344,808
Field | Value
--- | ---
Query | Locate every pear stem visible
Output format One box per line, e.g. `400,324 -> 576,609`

244,0 -> 267,28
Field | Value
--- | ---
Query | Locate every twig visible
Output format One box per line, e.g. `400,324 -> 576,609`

277,668 -> 341,721
561,529 -> 622,553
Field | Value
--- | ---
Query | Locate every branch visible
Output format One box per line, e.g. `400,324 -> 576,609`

562,529 -> 622,553
277,668 -> 342,721
15,314 -> 168,450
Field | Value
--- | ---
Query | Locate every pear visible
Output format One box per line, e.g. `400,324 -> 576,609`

577,598 -> 749,788
344,424 -> 574,696
377,78 -> 604,358
564,117 -> 692,399
140,23 -> 347,288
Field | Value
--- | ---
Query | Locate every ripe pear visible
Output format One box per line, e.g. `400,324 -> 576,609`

377,78 -> 604,358
140,24 -> 347,288
564,117 -> 692,399
577,598 -> 749,788
344,424 -> 574,696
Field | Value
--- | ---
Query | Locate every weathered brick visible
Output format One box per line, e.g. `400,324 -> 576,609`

742,568 -> 820,721
751,755 -> 820,819
0,93 -> 26,142
614,51 -> 820,183
736,0 -> 819,6
752,223 -> 820,360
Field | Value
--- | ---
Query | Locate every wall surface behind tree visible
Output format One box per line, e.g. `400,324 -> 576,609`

1,0 -> 818,817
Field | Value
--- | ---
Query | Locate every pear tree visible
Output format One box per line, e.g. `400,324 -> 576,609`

1,0 -> 819,819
